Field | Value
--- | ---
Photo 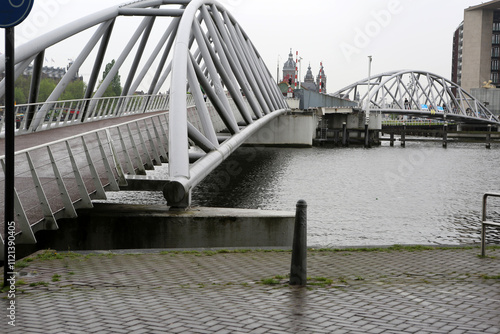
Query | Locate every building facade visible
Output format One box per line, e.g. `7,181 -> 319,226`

453,0 -> 500,92
452,0 -> 500,115
451,22 -> 463,87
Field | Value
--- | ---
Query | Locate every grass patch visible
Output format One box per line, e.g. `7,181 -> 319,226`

29,281 -> 49,287
52,274 -> 61,282
32,249 -> 83,261
480,274 -> 500,279
15,260 -> 31,269
16,279 -> 27,286
310,244 -> 489,253
308,277 -> 334,287
260,278 -> 281,285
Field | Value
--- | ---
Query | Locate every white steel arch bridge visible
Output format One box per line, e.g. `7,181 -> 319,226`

0,0 -> 288,211
331,70 -> 500,126
1,2 -> 499,254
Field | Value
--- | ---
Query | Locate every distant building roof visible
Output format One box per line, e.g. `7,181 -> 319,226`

466,0 -> 500,11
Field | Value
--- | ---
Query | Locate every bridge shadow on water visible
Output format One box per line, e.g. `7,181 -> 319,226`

192,146 -> 290,209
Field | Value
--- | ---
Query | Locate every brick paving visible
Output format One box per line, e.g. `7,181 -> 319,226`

1,246 -> 499,333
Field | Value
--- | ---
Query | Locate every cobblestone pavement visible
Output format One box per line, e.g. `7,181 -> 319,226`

1,246 -> 499,333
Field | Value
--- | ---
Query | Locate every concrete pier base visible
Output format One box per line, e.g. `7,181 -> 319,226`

31,204 -> 295,252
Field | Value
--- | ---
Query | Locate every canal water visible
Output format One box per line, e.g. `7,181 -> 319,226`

109,141 -> 500,247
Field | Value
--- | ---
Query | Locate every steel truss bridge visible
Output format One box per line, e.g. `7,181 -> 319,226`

332,70 -> 500,125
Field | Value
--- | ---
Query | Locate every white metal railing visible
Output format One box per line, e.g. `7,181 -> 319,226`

382,119 -> 448,126
0,93 -> 170,135
481,193 -> 500,256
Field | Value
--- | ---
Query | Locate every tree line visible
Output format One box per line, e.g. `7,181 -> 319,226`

10,60 -> 122,105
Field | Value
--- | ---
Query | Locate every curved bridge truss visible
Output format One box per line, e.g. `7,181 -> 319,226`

332,70 -> 500,125
0,0 -> 287,208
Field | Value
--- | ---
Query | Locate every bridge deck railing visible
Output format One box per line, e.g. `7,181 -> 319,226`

382,119 -> 448,126
0,93 -> 173,135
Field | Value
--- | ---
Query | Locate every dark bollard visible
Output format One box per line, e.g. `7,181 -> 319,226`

364,123 -> 370,148
390,132 -> 394,147
290,200 -> 307,286
401,123 -> 406,147
486,124 -> 491,149
442,122 -> 448,148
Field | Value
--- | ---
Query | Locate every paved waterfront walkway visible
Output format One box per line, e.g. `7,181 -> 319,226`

2,245 -> 499,334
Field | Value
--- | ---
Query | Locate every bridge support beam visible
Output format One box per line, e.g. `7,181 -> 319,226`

342,122 -> 348,147
401,123 -> 406,147
442,122 -> 448,148
163,180 -> 191,209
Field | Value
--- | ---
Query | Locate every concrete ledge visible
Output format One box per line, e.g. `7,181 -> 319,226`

33,204 -> 295,251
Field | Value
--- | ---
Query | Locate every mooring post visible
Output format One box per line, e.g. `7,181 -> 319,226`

401,123 -> 406,147
290,200 -> 307,286
342,122 -> 347,147
442,122 -> 448,148
364,123 -> 370,148
486,124 -> 491,149
390,132 -> 394,147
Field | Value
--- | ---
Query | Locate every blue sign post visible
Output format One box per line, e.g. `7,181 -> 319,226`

1,0 -> 34,288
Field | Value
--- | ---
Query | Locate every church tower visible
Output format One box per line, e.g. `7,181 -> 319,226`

301,63 -> 316,91
316,63 -> 327,94
282,49 -> 296,86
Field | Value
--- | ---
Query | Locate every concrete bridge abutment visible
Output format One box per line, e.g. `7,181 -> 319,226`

21,204 -> 294,254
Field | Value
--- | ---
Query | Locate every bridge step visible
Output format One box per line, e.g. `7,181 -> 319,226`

121,175 -> 168,191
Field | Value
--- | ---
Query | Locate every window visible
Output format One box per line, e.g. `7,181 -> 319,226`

492,59 -> 499,71
491,72 -> 499,83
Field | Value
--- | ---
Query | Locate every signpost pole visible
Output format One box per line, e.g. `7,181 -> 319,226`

1,0 -> 34,288
4,27 -> 15,288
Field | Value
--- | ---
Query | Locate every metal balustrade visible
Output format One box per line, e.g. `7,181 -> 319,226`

0,93 -> 171,135
382,119 -> 448,126
481,192 -> 500,256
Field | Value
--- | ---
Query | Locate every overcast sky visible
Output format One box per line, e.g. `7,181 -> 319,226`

0,0 -> 486,93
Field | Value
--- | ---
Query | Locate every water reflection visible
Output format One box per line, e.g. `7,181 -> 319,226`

192,143 -> 500,247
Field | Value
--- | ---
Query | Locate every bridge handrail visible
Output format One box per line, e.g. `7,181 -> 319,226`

382,119 -> 448,126
0,93 -> 175,135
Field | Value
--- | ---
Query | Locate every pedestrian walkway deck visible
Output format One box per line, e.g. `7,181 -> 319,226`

2,245 -> 499,333
0,111 -> 168,155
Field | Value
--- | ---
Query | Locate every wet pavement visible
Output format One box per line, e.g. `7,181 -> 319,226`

1,245 -> 499,333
